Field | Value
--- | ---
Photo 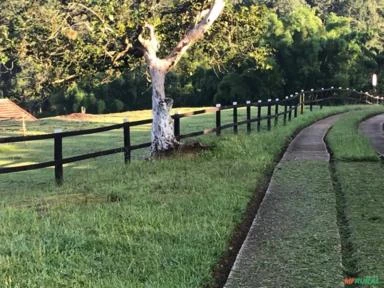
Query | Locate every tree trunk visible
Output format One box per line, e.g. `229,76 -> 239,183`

149,65 -> 178,154
137,0 -> 225,155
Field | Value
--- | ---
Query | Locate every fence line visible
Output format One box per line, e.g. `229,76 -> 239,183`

0,88 -> 382,184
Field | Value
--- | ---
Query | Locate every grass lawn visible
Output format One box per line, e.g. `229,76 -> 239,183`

326,107 -> 384,161
334,162 -> 384,281
326,107 -> 384,284
0,106 -> 264,166
0,106 -> 262,201
0,104 -> 292,200
0,105 -> 363,287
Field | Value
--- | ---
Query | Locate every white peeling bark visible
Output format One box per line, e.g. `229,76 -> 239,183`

138,0 -> 225,155
149,64 -> 178,153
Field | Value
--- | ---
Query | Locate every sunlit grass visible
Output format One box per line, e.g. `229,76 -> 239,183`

46,107 -> 213,124
326,106 -> 384,161
326,107 -> 384,281
0,106 -> 267,168
0,105 -> 356,287
333,162 -> 384,281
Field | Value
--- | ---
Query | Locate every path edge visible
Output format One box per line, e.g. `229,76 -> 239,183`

207,111 -> 347,288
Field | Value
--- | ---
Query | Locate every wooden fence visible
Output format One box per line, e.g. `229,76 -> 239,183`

0,88 -> 382,184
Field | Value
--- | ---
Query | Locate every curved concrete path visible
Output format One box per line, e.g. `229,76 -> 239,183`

359,114 -> 384,155
224,115 -> 343,288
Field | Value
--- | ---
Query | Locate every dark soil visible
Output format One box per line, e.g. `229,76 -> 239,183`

150,141 -> 215,160
54,113 -> 99,121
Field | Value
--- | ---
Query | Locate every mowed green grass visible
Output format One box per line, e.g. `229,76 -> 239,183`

326,107 -> 384,283
326,106 -> 384,161
334,162 -> 384,281
0,106 -> 257,198
0,105 -> 356,287
0,106 -> 264,166
0,105 -> 285,201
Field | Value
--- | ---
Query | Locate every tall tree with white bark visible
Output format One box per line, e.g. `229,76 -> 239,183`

137,0 -> 225,152
0,0 -> 227,154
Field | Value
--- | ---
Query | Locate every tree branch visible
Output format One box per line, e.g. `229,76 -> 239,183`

165,0 -> 225,71
138,23 -> 160,57
160,1 -> 205,17
111,38 -> 132,66
0,61 -> 14,74
52,74 -> 78,85
68,2 -> 105,24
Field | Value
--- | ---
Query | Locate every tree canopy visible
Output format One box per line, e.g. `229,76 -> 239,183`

0,0 -> 383,114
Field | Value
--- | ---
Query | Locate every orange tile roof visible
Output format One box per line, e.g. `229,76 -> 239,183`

0,99 -> 37,121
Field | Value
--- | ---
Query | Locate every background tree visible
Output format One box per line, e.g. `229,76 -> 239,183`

1,0 -> 383,138
0,0 -> 229,153
135,0 -> 225,152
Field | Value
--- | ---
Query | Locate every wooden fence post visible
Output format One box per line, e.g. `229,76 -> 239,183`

123,118 -> 131,163
54,128 -> 63,185
246,100 -> 251,134
284,96 -> 288,125
173,112 -> 181,141
257,100 -> 262,132
309,88 -> 313,111
320,88 -> 324,110
288,95 -> 293,121
294,93 -> 298,118
267,99 -> 272,131
233,101 -> 238,134
274,98 -> 279,126
300,90 -> 305,115
216,104 -> 221,136
21,115 -> 27,136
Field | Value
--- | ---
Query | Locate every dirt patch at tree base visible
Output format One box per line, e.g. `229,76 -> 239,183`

149,141 -> 215,160
53,113 -> 100,121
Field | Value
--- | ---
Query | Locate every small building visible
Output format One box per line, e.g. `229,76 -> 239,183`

0,99 -> 37,121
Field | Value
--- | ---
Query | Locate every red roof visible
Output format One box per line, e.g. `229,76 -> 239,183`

0,99 -> 37,121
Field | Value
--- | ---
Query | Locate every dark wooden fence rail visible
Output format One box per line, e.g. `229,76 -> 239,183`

0,88 -> 381,184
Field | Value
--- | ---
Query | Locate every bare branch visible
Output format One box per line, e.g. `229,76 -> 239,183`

112,38 -> 132,66
44,14 -> 70,42
160,1 -> 206,17
68,2 -> 105,24
165,0 -> 225,71
0,61 -> 14,74
67,2 -> 115,35
52,74 -> 78,85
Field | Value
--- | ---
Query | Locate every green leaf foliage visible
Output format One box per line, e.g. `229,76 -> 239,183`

0,0 -> 383,114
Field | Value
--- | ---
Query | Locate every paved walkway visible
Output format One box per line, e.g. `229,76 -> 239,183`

224,115 -> 343,288
359,114 -> 384,155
